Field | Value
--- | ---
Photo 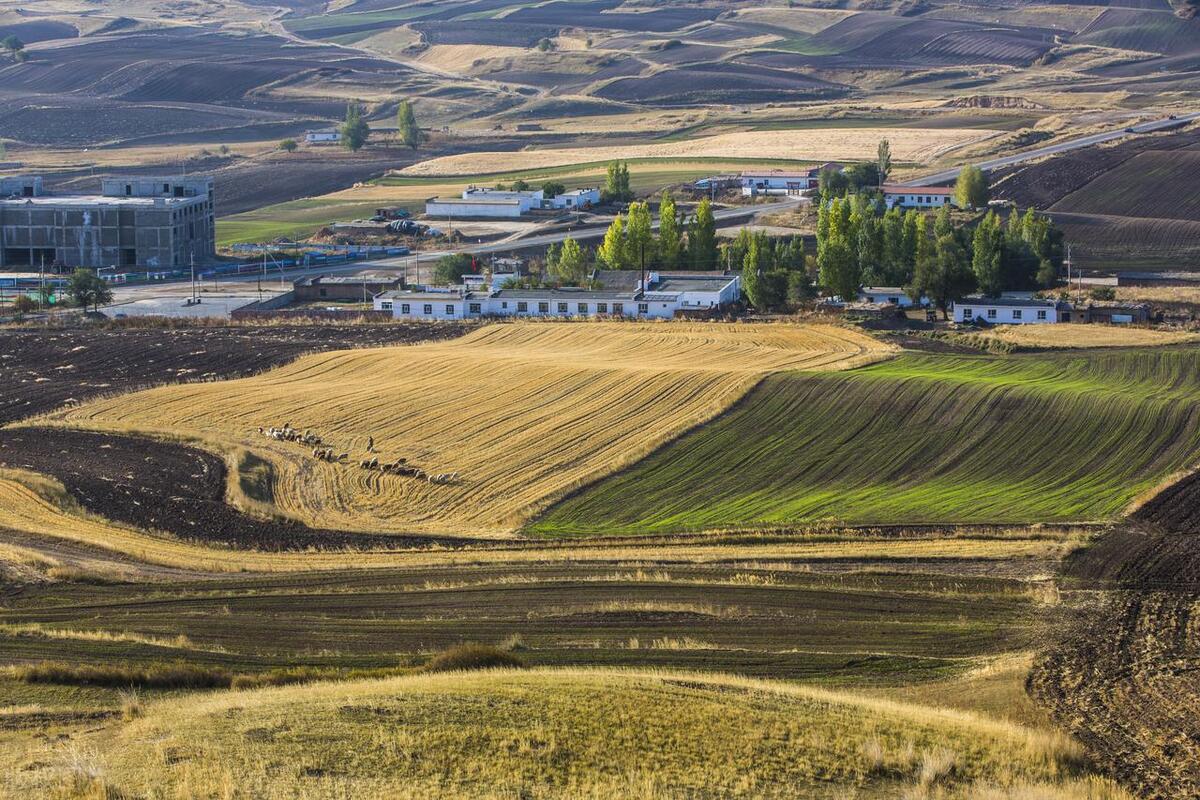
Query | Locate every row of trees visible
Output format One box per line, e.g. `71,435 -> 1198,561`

326,100 -> 423,153
809,196 -> 1063,315
593,193 -> 718,271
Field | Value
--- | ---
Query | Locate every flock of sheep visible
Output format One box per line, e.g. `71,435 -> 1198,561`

257,424 -> 458,485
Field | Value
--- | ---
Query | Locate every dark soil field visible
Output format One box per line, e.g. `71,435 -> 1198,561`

1029,472 -> 1200,798
505,0 -> 720,32
0,323 -> 469,426
596,62 -> 850,105
0,428 -> 450,551
410,20 -> 559,47
0,545 -> 1046,682
991,127 -> 1200,271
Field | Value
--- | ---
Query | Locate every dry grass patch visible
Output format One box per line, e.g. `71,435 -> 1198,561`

975,324 -> 1199,350
17,668 -> 1124,800
398,128 -> 1003,176
51,322 -> 890,536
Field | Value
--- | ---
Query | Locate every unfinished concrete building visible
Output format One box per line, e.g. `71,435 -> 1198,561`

0,176 -> 215,271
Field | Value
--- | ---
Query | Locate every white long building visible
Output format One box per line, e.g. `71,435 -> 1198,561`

373,271 -> 740,320
952,295 -> 1066,325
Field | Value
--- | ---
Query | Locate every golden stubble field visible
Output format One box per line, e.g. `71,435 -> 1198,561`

51,322 -> 892,537
397,127 -> 1004,176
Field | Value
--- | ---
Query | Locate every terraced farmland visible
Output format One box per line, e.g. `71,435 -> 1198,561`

533,349 -> 1200,536
49,323 -> 889,537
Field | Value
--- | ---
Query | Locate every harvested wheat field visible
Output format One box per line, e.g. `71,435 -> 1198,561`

975,324 -> 1200,350
12,667 -> 1127,800
50,323 -> 890,537
397,128 -> 1002,176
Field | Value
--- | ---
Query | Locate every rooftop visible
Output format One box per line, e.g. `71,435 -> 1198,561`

0,194 -> 203,208
956,295 -> 1061,308
493,288 -> 637,301
883,184 -> 955,195
428,197 -> 522,206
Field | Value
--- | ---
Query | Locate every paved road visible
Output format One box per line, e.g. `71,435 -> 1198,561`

899,112 -> 1200,187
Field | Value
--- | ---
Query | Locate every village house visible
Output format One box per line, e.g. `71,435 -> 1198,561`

549,188 -> 600,209
293,274 -> 403,302
857,286 -> 925,308
952,295 -> 1066,325
881,185 -> 955,209
373,271 -> 741,320
305,129 -> 341,144
425,187 -> 544,219
740,164 -> 841,197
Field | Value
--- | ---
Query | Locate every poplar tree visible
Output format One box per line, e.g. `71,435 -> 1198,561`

598,215 -> 629,269
397,100 -> 421,149
688,198 -> 717,270
657,191 -> 681,268
626,201 -> 654,267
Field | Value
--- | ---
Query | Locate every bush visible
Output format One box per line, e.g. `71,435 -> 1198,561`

12,661 -> 232,689
279,138 -> 298,153
422,644 -> 525,673
1090,286 -> 1116,301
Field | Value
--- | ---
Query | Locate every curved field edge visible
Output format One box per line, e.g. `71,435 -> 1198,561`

10,668 -> 1128,800
529,347 -> 1200,537
0,466 -> 1078,574
45,322 -> 892,538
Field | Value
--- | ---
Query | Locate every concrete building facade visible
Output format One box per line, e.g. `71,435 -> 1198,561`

374,273 -> 741,321
0,175 -> 215,270
882,185 -> 955,209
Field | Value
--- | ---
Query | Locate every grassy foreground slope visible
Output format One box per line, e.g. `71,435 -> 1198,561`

14,668 -> 1124,800
51,323 -> 889,537
533,348 -> 1200,536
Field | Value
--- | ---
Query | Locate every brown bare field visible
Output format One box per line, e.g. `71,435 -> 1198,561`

397,128 -> 1004,176
975,325 -> 1200,349
49,323 -> 892,537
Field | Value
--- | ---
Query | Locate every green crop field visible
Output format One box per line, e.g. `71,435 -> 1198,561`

531,348 -> 1200,536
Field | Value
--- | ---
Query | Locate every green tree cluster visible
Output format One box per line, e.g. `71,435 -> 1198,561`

955,166 -> 988,209
813,190 -> 1064,315
278,138 -> 298,153
340,102 -> 370,152
67,269 -> 113,312
970,207 -> 1062,296
433,253 -> 474,285
602,161 -> 633,203
589,193 -> 718,277
735,229 -> 809,311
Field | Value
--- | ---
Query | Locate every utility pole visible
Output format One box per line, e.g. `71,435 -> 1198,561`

190,251 -> 197,304
39,252 -> 45,312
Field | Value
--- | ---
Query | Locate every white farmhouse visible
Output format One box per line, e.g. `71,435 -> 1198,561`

952,295 -> 1064,325
549,188 -> 600,209
882,185 -> 955,209
373,272 -> 741,320
857,286 -> 925,308
740,164 -> 839,197
425,186 -> 544,219
305,129 -> 341,144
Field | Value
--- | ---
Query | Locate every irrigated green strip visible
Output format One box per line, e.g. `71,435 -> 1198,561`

530,348 -> 1200,536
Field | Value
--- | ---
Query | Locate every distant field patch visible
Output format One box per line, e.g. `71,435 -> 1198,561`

216,160 -> 806,245
1051,150 -> 1200,221
59,668 -> 1103,799
972,325 -> 1200,350
533,349 -> 1200,535
397,127 -> 1002,176
54,324 -> 889,537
